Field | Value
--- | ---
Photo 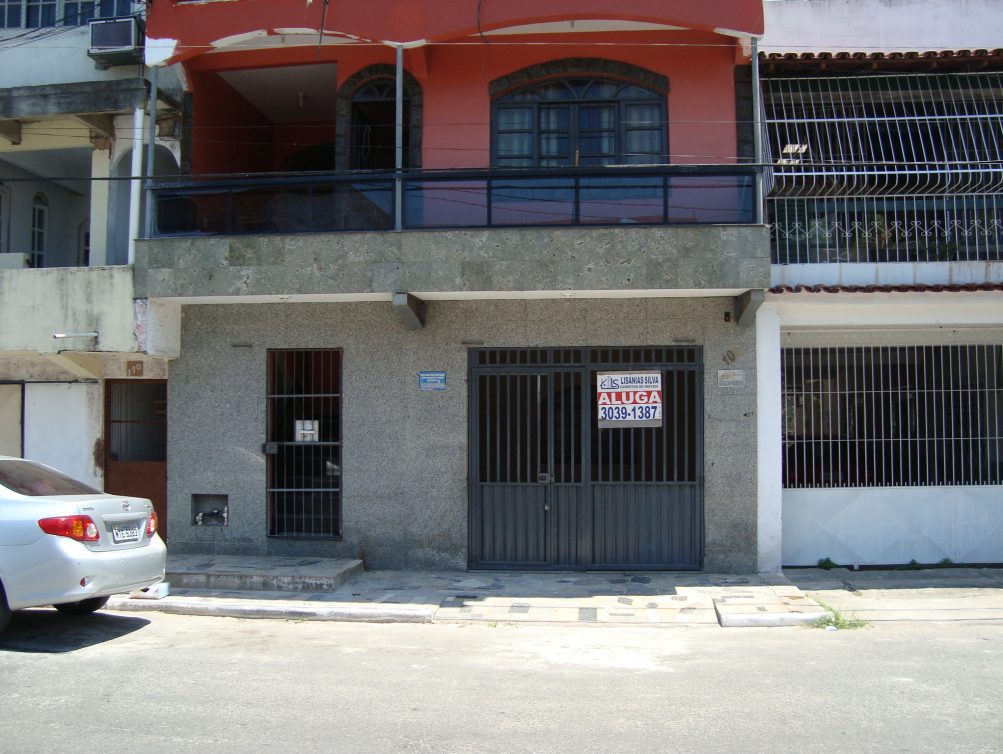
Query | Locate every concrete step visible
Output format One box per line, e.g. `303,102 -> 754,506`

166,554 -> 364,593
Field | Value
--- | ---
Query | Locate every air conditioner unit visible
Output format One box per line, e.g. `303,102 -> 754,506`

87,16 -> 145,68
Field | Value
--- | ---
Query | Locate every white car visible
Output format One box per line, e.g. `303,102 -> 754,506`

0,457 -> 166,634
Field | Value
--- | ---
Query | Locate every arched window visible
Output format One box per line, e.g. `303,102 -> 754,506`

30,192 -> 48,268
335,65 -> 423,172
349,77 -> 410,170
493,76 -> 667,168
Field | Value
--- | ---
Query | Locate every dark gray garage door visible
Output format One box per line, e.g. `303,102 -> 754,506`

468,347 -> 703,570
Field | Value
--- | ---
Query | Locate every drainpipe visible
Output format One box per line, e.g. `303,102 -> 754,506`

144,65 -> 159,239
128,105 -> 145,265
394,43 -> 404,231
751,37 -> 764,226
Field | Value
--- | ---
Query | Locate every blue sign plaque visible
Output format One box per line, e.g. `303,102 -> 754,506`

418,371 -> 447,391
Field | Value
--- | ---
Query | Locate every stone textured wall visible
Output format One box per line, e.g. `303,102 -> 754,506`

167,297 -> 759,571
136,225 -> 770,299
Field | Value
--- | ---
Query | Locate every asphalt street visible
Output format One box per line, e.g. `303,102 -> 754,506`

1,610 -> 1001,753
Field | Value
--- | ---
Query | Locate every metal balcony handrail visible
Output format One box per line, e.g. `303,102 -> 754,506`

148,164 -> 762,237
148,164 -> 761,192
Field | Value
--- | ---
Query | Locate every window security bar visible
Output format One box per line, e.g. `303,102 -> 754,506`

781,345 -> 1003,489
763,72 -> 1003,263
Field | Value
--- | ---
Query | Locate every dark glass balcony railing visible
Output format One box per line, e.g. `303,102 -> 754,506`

149,166 -> 759,237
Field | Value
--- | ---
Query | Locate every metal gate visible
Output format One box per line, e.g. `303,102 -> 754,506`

265,349 -> 342,538
468,347 -> 703,570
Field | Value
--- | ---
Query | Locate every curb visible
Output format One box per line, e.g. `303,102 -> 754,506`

107,597 -> 434,624
713,598 -> 827,627
715,610 -> 826,627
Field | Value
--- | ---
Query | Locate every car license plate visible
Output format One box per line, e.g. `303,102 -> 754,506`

112,525 -> 140,543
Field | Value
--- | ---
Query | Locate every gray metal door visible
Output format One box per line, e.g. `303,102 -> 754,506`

469,347 -> 703,570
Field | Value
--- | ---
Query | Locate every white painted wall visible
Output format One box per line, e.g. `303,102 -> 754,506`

772,290 -> 1003,331
783,486 -> 1003,565
0,28 -> 138,89
773,262 -> 1003,290
23,382 -> 103,488
0,3 -> 185,96
763,0 -> 1003,53
756,304 -> 783,572
0,266 -> 139,354
138,298 -> 182,358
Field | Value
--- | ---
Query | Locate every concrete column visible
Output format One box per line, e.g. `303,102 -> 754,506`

128,107 -> 145,265
756,303 -> 783,572
88,149 -> 111,266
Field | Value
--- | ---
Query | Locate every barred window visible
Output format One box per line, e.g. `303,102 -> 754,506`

782,345 -> 1003,488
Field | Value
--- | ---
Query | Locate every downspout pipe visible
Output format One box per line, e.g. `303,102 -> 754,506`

751,37 -> 764,225
128,105 -> 145,265
144,65 -> 159,239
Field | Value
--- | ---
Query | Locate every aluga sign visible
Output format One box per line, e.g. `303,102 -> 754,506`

596,371 -> 663,428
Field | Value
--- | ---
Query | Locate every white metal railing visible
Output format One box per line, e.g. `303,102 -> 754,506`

764,71 -> 1003,263
782,345 -> 1003,488
770,194 -> 1003,263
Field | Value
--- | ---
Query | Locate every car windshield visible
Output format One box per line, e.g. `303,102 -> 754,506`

0,460 -> 101,496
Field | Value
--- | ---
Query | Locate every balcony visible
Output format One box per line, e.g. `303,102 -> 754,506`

769,194 -> 1003,289
151,165 -> 758,236
137,166 -> 769,300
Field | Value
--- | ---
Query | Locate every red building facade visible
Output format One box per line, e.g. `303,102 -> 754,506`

137,1 -> 771,573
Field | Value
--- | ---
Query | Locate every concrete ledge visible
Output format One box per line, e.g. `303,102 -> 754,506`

136,224 -> 771,300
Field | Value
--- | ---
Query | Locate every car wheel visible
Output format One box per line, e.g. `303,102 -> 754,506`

0,582 -> 11,635
53,596 -> 110,616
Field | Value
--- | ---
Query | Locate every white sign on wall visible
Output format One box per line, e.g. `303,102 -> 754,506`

596,371 -> 663,428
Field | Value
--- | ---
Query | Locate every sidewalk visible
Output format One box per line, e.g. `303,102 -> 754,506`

785,567 -> 1003,623
108,555 -> 1003,628
106,554 -> 826,628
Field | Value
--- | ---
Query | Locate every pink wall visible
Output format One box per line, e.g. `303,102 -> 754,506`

400,31 -> 739,169
149,0 -> 763,65
185,30 -> 741,174
191,71 -> 274,175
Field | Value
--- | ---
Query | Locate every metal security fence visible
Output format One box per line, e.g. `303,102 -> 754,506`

782,345 -> 1003,488
764,72 -> 1003,263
